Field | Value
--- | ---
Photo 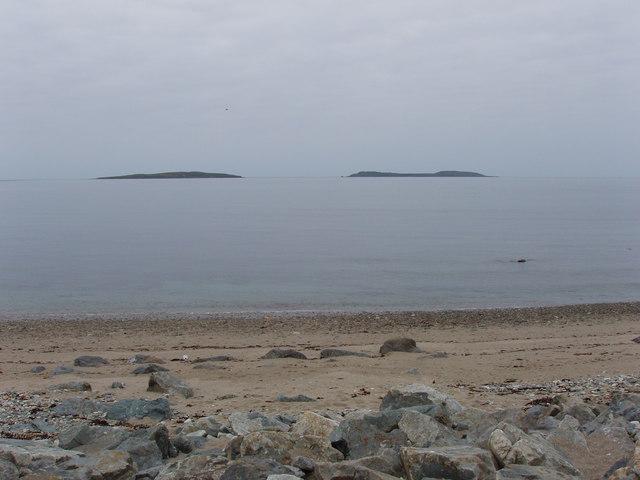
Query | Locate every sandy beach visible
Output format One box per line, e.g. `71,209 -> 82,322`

2,302 -> 639,418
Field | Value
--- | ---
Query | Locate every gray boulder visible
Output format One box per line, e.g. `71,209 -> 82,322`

88,449 -> 136,479
240,431 -> 343,464
313,461 -> 401,480
58,424 -> 129,450
400,446 -> 496,480
229,411 -> 290,436
148,372 -> 194,398
51,381 -> 92,392
398,409 -> 458,447
380,338 -> 419,355
496,465 -> 581,479
130,353 -> 165,364
276,394 -> 315,403
192,355 -> 236,363
52,364 -> 74,375
319,349 -> 371,359
260,349 -> 307,360
0,459 -> 18,480
330,410 -> 408,459
133,363 -> 169,374
30,365 -> 46,373
220,457 -> 297,480
156,453 -> 227,480
380,384 -> 464,415
74,355 -> 109,367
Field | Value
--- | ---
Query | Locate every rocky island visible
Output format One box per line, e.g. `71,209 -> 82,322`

97,171 -> 242,179
348,171 -> 488,177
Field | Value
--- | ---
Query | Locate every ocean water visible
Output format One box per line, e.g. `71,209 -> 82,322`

0,177 -> 638,313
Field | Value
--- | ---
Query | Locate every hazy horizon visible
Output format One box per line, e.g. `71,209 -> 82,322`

2,1 -> 639,179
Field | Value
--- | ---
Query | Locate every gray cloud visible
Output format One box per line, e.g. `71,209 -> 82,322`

1,0 -> 639,178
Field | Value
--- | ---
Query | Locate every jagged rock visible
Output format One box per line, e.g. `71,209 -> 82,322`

74,355 -> 109,367
52,365 -> 74,375
30,366 -> 46,373
220,457 -> 296,480
240,431 -> 343,464
136,466 -> 163,479
398,409 -> 458,447
313,461 -> 401,480
88,450 -> 136,480
156,454 -> 227,480
133,364 -> 168,374
54,398 -> 171,421
479,422 -> 580,476
379,338 -> 419,355
292,456 -> 315,473
58,424 -> 129,450
291,412 -> 339,439
150,424 -> 177,459
487,429 -> 512,467
0,439 -> 85,468
276,394 -> 315,403
111,381 -> 125,389
319,349 -> 371,359
147,372 -> 194,398
496,465 -> 581,479
0,459 -> 18,480
51,381 -> 91,392
177,416 -> 223,437
561,402 -> 597,425
260,349 -> 307,360
400,446 -> 496,480
130,354 -> 165,364
229,411 -> 290,436
380,384 -> 464,415
116,436 -> 164,472
171,435 -> 194,454
330,410 -> 407,459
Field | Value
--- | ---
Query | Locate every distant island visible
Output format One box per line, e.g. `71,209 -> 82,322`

97,171 -> 242,179
348,170 -> 488,178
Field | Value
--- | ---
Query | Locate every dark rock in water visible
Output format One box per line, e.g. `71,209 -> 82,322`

148,372 -> 194,398
330,410 -> 408,459
74,355 -> 109,367
320,348 -> 371,359
133,363 -> 169,374
51,381 -> 92,392
0,459 -> 19,480
261,348 -> 307,360
517,258 -> 527,263
401,446 -> 496,480
130,353 -> 166,364
52,364 -> 74,375
30,365 -> 46,373
220,457 -> 296,480
632,336 -> 640,344
111,381 -> 126,389
192,355 -> 236,363
379,338 -> 419,355
276,394 -> 315,402
54,397 -> 171,421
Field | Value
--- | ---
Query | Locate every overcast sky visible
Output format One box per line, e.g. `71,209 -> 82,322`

1,1 -> 639,179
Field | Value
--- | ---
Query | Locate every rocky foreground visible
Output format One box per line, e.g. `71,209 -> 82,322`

1,340 -> 640,480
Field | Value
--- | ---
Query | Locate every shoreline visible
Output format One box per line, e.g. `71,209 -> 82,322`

2,300 -> 639,325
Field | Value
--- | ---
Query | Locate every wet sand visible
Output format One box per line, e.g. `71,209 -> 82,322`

1,302 -> 639,418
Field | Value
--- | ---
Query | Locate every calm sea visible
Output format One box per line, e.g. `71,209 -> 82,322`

1,177 -> 638,314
